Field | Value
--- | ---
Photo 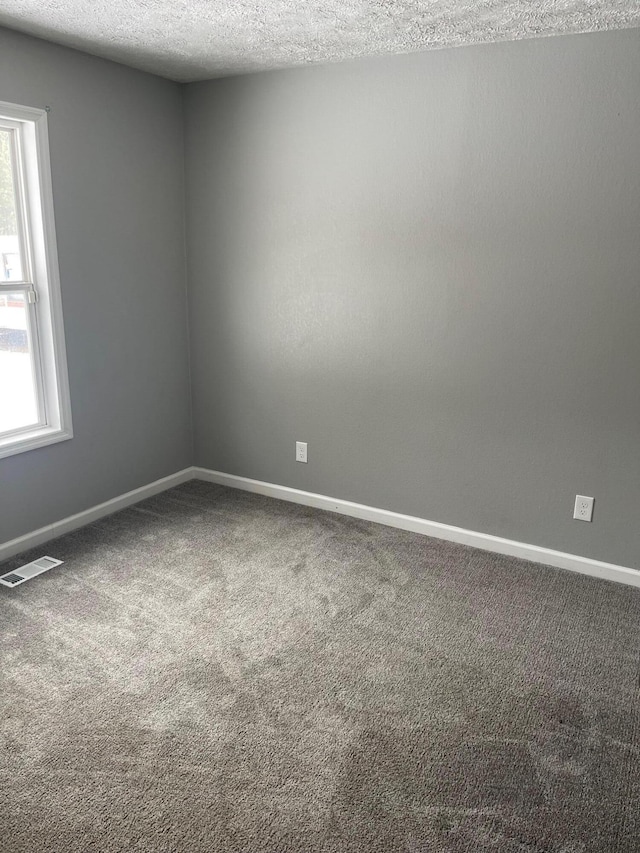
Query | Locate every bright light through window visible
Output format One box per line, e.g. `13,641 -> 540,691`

0,292 -> 39,432
0,101 -> 72,459
0,128 -> 24,282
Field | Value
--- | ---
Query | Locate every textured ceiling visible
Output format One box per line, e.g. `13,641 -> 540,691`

0,1 -> 639,82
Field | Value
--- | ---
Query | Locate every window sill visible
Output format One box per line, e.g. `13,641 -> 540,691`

0,425 -> 73,460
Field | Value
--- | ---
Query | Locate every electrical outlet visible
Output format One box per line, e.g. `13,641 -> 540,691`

296,441 -> 307,463
573,495 -> 594,522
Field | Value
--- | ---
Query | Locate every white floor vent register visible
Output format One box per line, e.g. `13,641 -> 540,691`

0,557 -> 64,588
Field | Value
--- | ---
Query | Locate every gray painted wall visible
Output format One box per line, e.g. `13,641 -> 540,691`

185,29 -> 640,569
0,28 -> 192,543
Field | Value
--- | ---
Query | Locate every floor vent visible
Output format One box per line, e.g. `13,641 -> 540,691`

0,556 -> 63,588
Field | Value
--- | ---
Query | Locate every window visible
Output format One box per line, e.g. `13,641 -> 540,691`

0,101 -> 72,458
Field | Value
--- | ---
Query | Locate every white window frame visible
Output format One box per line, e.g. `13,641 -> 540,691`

0,100 -> 72,459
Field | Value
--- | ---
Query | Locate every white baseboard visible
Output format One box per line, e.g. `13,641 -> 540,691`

0,468 -> 194,563
193,467 -> 640,589
3,464 -> 638,590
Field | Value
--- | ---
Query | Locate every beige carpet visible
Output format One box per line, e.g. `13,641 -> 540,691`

1,480 -> 639,852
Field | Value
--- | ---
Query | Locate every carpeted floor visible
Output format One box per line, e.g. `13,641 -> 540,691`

1,480 -> 639,852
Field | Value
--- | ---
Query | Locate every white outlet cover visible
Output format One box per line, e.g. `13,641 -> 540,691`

296,441 -> 308,463
573,495 -> 594,522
